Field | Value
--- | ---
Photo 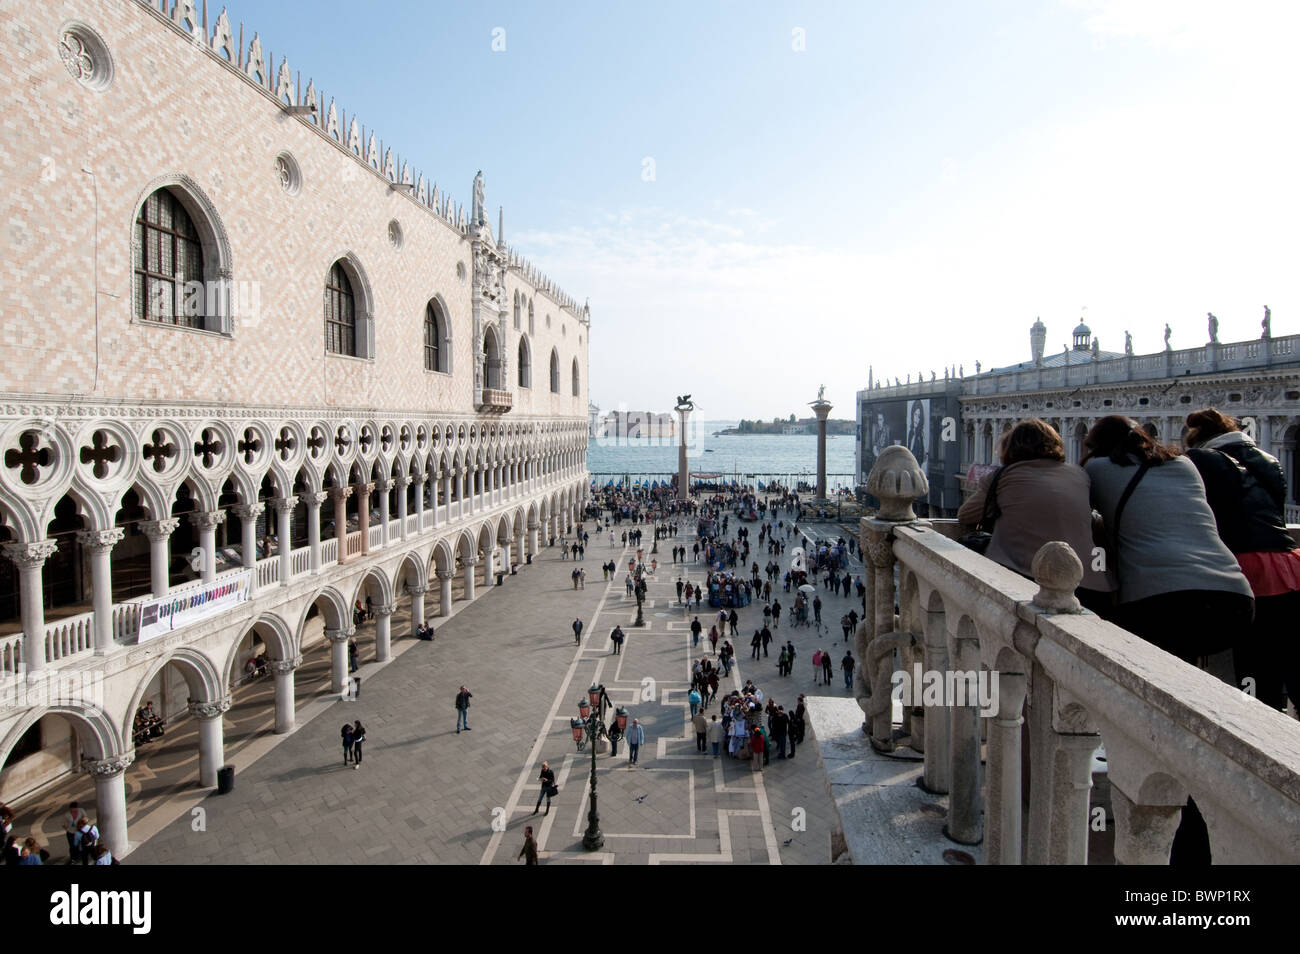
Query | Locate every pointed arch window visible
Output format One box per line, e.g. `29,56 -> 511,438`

425,302 -> 443,371
518,337 -> 532,388
571,358 -> 580,397
134,188 -> 206,329
324,262 -> 356,355
549,348 -> 560,394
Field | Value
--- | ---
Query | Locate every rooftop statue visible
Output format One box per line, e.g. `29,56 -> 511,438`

472,170 -> 485,225
1208,312 -> 1219,344
1164,323 -> 1172,351
1125,330 -> 1133,355
1263,305 -> 1272,339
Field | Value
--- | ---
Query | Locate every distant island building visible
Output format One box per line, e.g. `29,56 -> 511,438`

857,314 -> 1300,519
594,410 -> 676,440
718,417 -> 853,436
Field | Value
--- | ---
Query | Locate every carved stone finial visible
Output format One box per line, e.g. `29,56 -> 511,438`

1030,541 -> 1083,613
864,445 -> 928,521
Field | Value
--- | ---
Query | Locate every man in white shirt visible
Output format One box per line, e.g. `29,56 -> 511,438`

64,802 -> 86,863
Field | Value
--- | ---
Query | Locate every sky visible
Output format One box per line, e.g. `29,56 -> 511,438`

241,0 -> 1300,418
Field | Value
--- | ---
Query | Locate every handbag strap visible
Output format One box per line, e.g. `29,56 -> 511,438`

1110,460 -> 1152,550
978,468 -> 1004,533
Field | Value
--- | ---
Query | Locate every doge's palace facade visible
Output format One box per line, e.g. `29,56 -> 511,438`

0,0 -> 589,854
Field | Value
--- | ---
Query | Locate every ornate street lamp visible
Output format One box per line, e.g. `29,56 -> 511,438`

633,579 -> 647,627
573,683 -> 623,850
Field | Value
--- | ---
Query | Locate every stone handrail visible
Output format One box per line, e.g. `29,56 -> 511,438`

858,445 -> 1300,864
290,546 -> 312,577
0,631 -> 23,676
256,555 -> 280,588
45,610 -> 96,663
320,536 -> 339,566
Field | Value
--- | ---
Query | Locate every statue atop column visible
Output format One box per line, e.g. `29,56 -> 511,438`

1125,330 -> 1133,355
1164,323 -> 1172,351
472,170 -> 486,226
1263,305 -> 1272,339
1208,312 -> 1219,344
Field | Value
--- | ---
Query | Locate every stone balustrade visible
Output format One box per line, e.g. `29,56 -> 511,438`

855,445 -> 1300,864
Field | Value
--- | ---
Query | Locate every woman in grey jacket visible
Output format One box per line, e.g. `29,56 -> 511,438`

1082,415 -> 1253,664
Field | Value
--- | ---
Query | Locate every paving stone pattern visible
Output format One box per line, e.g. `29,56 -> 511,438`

122,517 -> 858,864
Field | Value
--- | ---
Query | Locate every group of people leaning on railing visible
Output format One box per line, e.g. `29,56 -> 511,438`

957,409 -> 1298,716
132,701 -> 165,746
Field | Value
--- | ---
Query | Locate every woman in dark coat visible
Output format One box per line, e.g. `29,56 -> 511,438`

1184,407 -> 1300,714
341,723 -> 354,766
351,721 -> 366,768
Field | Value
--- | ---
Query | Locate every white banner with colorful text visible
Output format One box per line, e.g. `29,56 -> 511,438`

137,570 -> 252,643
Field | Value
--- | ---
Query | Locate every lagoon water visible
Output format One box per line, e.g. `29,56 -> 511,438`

588,420 -> 857,489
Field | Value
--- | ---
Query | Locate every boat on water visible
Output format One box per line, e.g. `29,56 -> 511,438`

704,449 -> 714,453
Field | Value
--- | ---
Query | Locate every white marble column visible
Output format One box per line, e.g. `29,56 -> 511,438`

463,559 -> 477,600
76,529 -> 125,655
374,603 -> 394,661
407,583 -> 428,636
230,502 -> 265,582
270,656 -> 301,734
921,603 -> 950,793
528,525 -> 539,560
946,634 -> 983,845
376,478 -> 392,548
139,518 -> 178,598
436,569 -> 454,617
188,696 -> 231,787
394,474 -> 409,540
188,510 -> 226,582
305,491 -> 326,574
87,754 -> 133,858
987,670 -> 1028,865
357,482 -> 374,556
272,495 -> 297,584
324,627 -> 352,694
4,541 -> 58,674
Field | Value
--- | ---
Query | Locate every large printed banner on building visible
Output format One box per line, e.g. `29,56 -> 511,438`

137,570 -> 253,644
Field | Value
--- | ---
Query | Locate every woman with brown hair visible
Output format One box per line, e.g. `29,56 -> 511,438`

1184,407 -> 1300,715
1082,415 -> 1253,662
958,419 -> 1114,611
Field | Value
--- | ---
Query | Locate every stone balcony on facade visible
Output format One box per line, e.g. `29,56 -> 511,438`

817,446 -> 1300,864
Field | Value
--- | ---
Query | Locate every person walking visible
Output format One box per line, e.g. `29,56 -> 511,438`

63,802 -> 86,864
692,710 -> 708,752
771,599 -> 781,630
821,649 -> 834,685
610,625 -> 625,655
760,626 -> 773,658
772,706 -> 790,759
812,648 -> 824,685
813,594 -> 823,627
627,718 -> 645,765
688,686 -> 702,716
455,685 -> 472,733
728,608 -> 739,637
518,825 -> 539,865
777,645 -> 789,677
708,625 -> 720,654
573,617 -> 584,644
341,723 -> 355,766
790,696 -> 807,759
841,651 -> 855,690
351,720 -> 366,769
533,761 -> 556,815
579,567 -> 586,589
750,630 -> 762,660
676,578 -> 685,604
707,714 -> 723,757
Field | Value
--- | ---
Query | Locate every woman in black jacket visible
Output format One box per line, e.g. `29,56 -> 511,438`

1185,407 -> 1300,715
533,761 -> 556,816
351,721 -> 366,768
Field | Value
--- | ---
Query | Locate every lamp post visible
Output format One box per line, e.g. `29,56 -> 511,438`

574,684 -> 626,851
633,578 -> 647,627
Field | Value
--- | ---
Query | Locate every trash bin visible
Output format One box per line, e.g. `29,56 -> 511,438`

495,572 -> 505,585
216,765 -> 235,794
